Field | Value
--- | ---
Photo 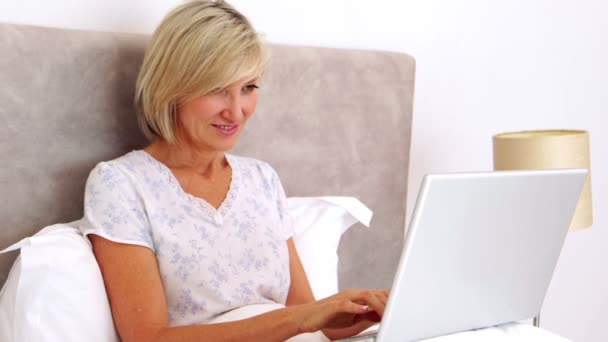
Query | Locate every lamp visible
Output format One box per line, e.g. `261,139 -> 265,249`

492,129 -> 593,326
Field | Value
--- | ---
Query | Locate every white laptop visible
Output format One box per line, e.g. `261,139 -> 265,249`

342,169 -> 587,342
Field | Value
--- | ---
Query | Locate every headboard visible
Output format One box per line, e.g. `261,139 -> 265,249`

0,23 -> 415,290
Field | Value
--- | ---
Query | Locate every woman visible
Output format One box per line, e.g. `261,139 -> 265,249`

81,1 -> 388,341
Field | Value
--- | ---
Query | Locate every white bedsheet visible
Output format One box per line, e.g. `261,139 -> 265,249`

419,322 -> 570,342
208,304 -> 570,342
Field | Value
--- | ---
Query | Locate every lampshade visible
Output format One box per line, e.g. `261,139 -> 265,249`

492,130 -> 593,231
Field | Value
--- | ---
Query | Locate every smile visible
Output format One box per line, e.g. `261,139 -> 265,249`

212,124 -> 239,136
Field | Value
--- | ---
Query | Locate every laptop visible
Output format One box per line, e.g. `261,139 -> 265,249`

341,169 -> 587,342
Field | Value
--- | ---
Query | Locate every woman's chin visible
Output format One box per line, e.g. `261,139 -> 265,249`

211,139 -> 239,152
184,134 -> 241,153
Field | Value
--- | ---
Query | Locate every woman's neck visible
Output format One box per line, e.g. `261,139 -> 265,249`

144,139 -> 228,179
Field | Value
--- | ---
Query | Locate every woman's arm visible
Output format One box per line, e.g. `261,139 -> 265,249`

285,238 -> 316,305
285,238 -> 388,341
91,235 -> 302,342
91,235 -> 378,342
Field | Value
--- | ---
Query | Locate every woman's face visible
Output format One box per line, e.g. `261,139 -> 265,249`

174,76 -> 259,152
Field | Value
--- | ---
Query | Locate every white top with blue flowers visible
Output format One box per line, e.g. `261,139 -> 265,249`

80,150 -> 294,326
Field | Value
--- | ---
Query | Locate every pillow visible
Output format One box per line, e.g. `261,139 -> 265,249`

0,221 -> 118,342
288,196 -> 373,299
0,252 -> 20,336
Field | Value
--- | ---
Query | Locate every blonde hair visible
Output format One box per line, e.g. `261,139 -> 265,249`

135,0 -> 268,143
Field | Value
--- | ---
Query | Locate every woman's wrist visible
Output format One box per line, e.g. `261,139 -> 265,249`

284,304 -> 308,335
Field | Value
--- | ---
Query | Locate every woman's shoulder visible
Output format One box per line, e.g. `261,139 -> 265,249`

87,150 -> 152,182
228,154 -> 280,182
228,154 -> 274,172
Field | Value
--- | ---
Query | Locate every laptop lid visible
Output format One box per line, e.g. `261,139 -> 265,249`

376,169 -> 587,342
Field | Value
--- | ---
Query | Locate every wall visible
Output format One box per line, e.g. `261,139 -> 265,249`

1,0 -> 606,340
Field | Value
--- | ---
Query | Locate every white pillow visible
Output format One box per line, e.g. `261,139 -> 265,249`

288,196 -> 373,299
0,221 -> 118,342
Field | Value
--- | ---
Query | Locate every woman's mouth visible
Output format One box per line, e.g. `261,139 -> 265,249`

212,124 -> 239,136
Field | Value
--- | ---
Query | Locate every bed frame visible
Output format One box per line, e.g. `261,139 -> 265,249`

0,23 -> 415,291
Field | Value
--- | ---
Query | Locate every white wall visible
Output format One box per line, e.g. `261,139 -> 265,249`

1,0 -> 606,340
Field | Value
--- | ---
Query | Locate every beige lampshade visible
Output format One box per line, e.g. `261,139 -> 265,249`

492,130 -> 593,231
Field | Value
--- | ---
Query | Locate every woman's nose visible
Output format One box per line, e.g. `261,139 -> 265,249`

223,94 -> 244,121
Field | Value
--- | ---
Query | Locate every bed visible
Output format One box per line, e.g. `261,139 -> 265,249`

0,23 -> 567,341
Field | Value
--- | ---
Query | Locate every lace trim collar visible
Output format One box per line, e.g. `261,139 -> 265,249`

134,150 -> 240,225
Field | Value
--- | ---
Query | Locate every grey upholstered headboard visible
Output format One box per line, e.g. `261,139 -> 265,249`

0,23 -> 415,290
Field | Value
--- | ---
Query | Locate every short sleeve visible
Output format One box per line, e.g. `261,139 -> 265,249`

80,162 -> 155,251
271,168 -> 295,240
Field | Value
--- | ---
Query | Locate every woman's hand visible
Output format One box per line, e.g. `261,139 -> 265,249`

284,240 -> 389,339
294,289 -> 389,339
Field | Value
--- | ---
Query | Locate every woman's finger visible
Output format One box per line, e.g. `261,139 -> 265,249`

371,289 -> 390,307
332,288 -> 391,315
336,298 -> 372,315
376,291 -> 389,306
362,292 -> 386,316
355,311 -> 382,324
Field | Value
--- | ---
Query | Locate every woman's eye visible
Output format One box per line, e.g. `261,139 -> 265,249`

243,84 -> 259,93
